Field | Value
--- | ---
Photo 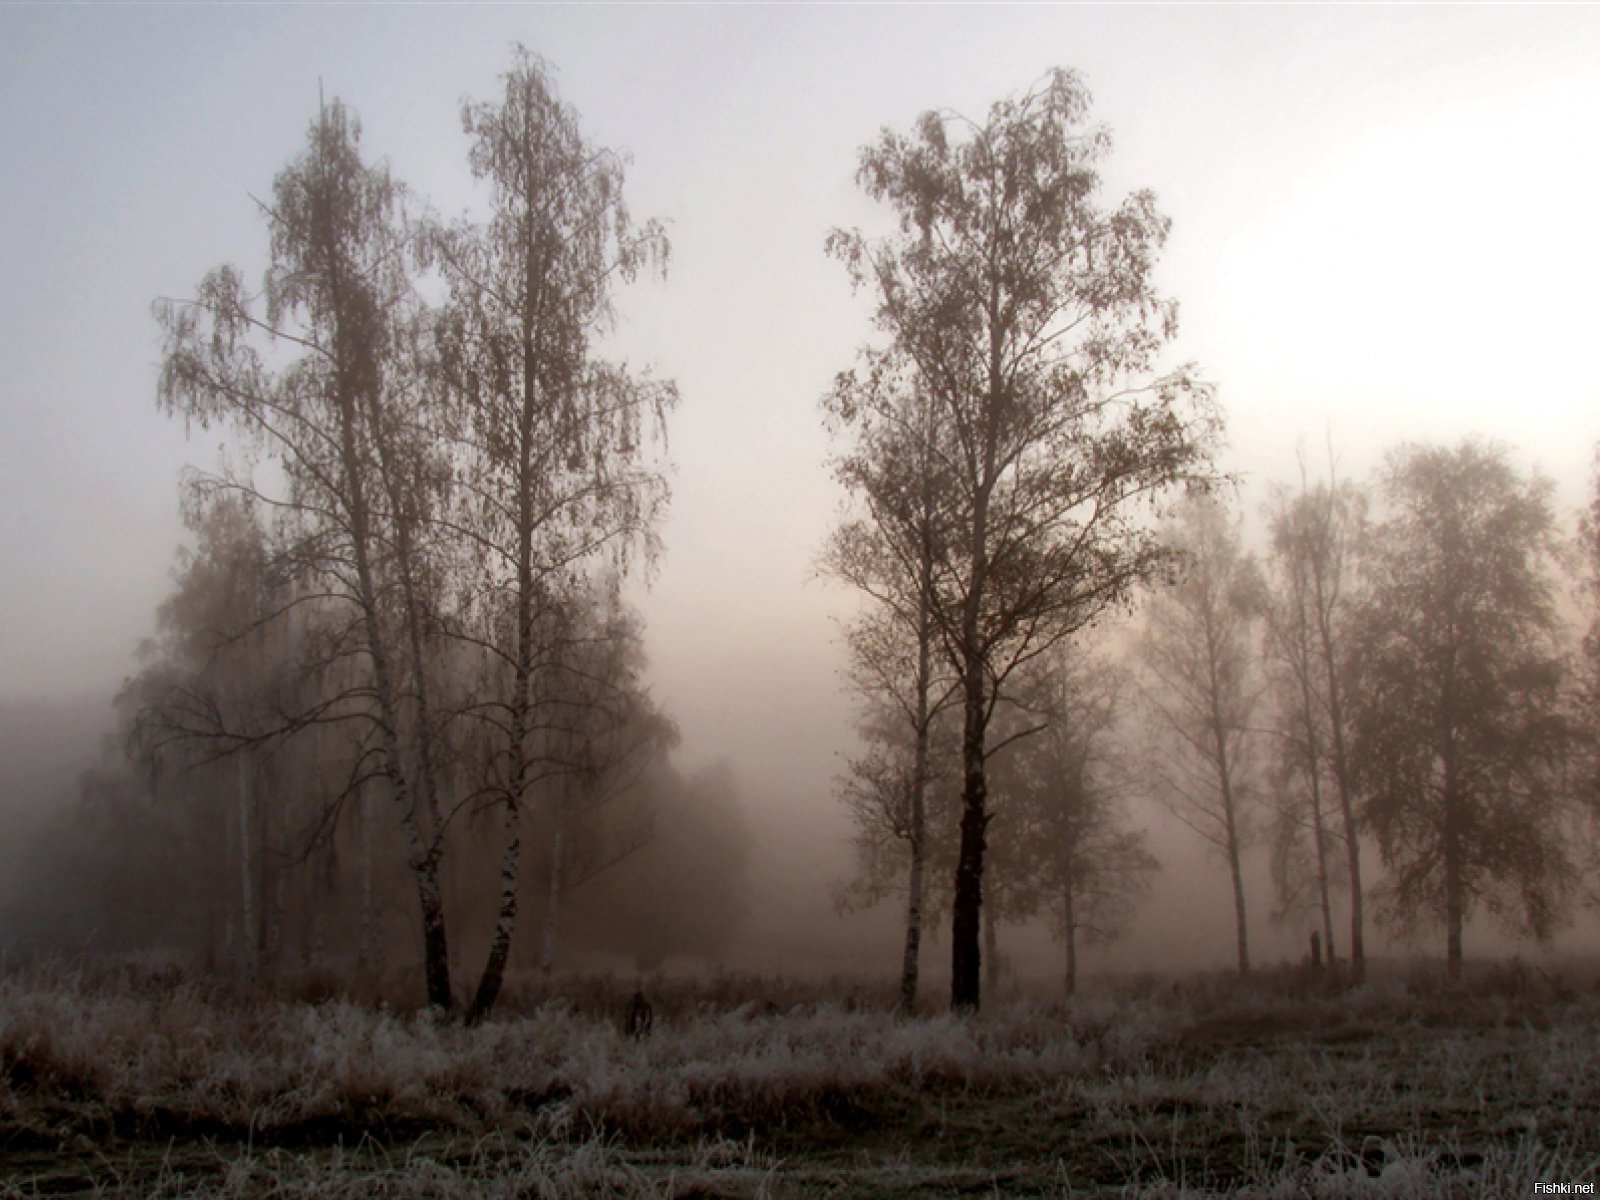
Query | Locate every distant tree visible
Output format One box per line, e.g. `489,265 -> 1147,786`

532,595 -> 678,980
1351,440 -> 1575,977
1571,443 -> 1600,911
992,645 -> 1156,996
124,492 -> 278,976
572,761 -> 751,971
431,50 -> 675,1021
1282,457 -> 1369,982
829,69 -> 1220,1010
1138,495 -> 1262,977
1261,478 -> 1349,971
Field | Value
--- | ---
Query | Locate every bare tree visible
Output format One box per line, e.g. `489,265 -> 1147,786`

829,69 -> 1220,1010
1351,440 -> 1575,978
1286,454 -> 1370,983
154,99 -> 455,1009
431,50 -> 675,1021
1139,495 -> 1262,977
1261,480 -> 1348,972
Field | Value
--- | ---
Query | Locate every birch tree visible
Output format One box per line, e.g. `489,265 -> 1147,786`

1262,483 -> 1346,971
1351,440 -> 1574,977
432,50 -> 675,1021
829,69 -> 1219,1010
154,99 -> 456,1009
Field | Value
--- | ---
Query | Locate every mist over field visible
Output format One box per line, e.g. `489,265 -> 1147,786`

4,5 -> 1600,1196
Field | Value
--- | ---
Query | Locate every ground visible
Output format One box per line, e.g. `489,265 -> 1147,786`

2,964 -> 1596,1197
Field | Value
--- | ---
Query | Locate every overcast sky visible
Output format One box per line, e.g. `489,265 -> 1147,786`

4,3 -> 1599,830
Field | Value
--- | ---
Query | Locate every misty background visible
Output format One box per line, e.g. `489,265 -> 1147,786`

3,5 -> 1599,987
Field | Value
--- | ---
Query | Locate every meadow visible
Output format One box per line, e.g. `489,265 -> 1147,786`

2,962 -> 1596,1198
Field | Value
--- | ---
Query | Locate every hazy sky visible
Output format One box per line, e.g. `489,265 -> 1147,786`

4,6 -> 1599,940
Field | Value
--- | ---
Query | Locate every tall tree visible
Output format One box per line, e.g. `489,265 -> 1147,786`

1286,457 -> 1369,983
829,70 -> 1219,1010
1351,440 -> 1575,977
432,50 -> 675,1021
1139,495 -> 1262,977
1262,481 -> 1347,971
154,100 -> 456,1009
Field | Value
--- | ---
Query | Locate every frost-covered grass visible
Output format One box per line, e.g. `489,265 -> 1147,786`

2,962 -> 1598,1196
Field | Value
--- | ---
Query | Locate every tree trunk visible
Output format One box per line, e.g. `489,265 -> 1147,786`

983,899 -> 1000,995
357,788 -> 378,982
262,804 -> 281,977
236,752 -> 256,979
951,659 -> 989,1011
1305,758 -> 1336,969
1063,881 -> 1078,998
900,832 -> 924,1014
1227,835 -> 1250,977
1293,621 -> 1337,970
540,796 -> 566,980
1316,580 -> 1364,984
1315,823 -> 1337,973
950,468 -> 991,1012
469,281 -> 542,1023
471,794 -> 523,1019
1211,700 -> 1250,977
326,220 -> 451,1014
1443,779 -> 1464,980
951,312 -> 1002,1015
900,529 -> 934,1015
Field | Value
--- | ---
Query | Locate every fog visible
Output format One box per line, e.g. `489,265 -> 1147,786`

3,5 -> 1600,999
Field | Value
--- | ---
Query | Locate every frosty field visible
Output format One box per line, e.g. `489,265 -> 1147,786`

1,966 -> 1597,1198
